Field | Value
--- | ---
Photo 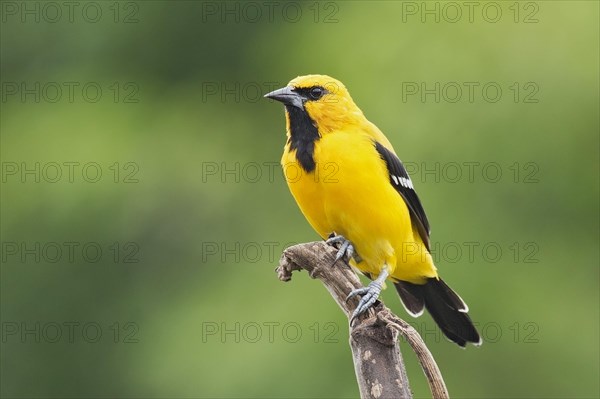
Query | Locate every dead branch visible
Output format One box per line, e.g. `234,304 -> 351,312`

276,241 -> 449,399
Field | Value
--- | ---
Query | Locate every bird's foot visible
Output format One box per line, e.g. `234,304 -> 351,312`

347,268 -> 390,324
326,233 -> 355,265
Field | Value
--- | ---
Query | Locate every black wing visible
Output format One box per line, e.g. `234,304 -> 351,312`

374,141 -> 431,251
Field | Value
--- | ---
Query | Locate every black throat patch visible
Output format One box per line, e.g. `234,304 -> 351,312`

285,105 -> 320,173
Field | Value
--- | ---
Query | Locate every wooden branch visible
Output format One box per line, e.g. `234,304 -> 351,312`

276,241 -> 449,399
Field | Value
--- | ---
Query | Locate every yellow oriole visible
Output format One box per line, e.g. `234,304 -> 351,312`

265,75 -> 480,347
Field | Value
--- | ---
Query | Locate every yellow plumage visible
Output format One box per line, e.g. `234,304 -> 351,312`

280,75 -> 436,284
266,74 -> 480,347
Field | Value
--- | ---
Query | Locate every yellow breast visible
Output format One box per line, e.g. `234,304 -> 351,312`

282,130 -> 437,284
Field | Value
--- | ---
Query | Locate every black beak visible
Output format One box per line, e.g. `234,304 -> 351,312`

264,86 -> 303,109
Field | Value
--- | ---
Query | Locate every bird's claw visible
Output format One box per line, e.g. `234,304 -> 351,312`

326,234 -> 355,265
347,280 -> 383,324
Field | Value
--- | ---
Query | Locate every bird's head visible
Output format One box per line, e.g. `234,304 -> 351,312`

264,74 -> 365,135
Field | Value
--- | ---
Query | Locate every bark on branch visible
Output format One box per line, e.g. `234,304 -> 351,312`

276,241 -> 449,399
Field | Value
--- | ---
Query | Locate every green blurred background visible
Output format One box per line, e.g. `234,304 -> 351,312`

1,1 -> 598,398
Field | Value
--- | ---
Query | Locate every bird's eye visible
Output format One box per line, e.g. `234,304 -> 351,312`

309,87 -> 324,100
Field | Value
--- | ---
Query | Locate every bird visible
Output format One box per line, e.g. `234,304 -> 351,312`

265,74 -> 481,347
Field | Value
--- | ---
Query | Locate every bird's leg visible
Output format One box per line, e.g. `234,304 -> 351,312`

326,233 -> 356,265
347,267 -> 390,324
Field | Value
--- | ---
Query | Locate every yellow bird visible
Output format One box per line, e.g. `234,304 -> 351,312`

265,75 -> 481,347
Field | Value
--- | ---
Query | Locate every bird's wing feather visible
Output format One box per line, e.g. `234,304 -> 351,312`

373,141 -> 431,250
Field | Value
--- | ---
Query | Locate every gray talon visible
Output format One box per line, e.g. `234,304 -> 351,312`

335,241 -> 354,262
326,234 -> 356,265
346,287 -> 369,302
347,268 -> 390,324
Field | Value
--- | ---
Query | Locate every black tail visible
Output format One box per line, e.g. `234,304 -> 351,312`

394,278 -> 481,347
